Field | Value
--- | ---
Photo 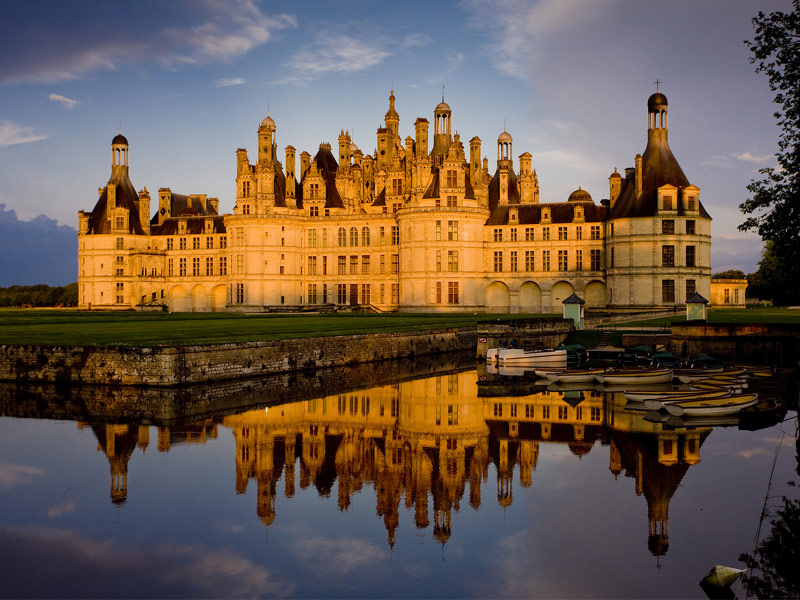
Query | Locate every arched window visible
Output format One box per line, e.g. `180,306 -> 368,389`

338,227 -> 346,247
350,227 -> 358,246
361,226 -> 370,246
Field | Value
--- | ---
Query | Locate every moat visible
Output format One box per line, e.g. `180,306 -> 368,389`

0,358 -> 797,598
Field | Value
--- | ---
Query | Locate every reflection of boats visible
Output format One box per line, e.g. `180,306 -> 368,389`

641,388 -> 732,410
490,348 -> 568,366
545,368 -> 605,384
597,368 -> 674,385
485,363 -> 534,377
625,388 -> 719,403
661,393 -> 759,417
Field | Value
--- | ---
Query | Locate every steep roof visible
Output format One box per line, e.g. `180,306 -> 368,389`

313,145 -> 345,208
487,167 -> 521,212
151,215 -> 226,236
485,202 -> 606,226
87,167 -> 146,235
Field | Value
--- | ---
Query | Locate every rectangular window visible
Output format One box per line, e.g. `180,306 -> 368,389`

116,216 -> 125,230
166,238 -> 174,250
493,251 -> 503,272
663,195 -> 673,210
116,237 -> 124,250
494,403 -> 503,418
206,236 -> 213,249
380,227 -> 386,245
391,283 -> 399,304
435,221 -> 442,241
380,254 -> 385,274
724,288 -> 731,303
391,254 -> 399,274
350,255 -> 358,275
236,228 -> 244,246
576,249 -> 583,270
361,283 -> 371,305
179,258 -> 187,276
219,256 -> 227,275
494,228 -> 503,242
686,220 -> 696,235
168,258 -> 174,277
322,255 -> 327,275
337,283 -> 347,304
308,229 -> 317,247
361,227 -> 370,246
436,281 -> 442,304
558,405 -> 568,420
308,256 -> 317,275
220,236 -> 227,249
448,282 -> 459,304
391,226 -> 400,245
662,245 -> 675,267
662,220 -> 675,234
115,282 -> 124,304
236,283 -> 245,304
361,255 -> 370,275
448,220 -> 458,241
525,227 -> 534,241
338,255 -> 346,275
446,169 -> 457,187
662,279 -> 675,303
576,226 -> 582,241
447,195 -> 457,208
558,226 -> 568,241
448,250 -> 458,272
436,250 -> 442,272
542,227 -> 550,241
236,254 -> 244,275
591,407 -> 601,422
525,250 -> 535,271
192,237 -> 200,250
610,247 -> 614,268
686,279 -> 696,301
191,257 -> 200,276
179,237 -> 187,250
510,250 -> 518,272
543,250 -> 551,271
591,225 -> 601,240
590,249 -> 601,270
558,249 -> 568,271
206,257 -> 213,276
686,245 -> 696,267
510,227 -> 517,242
542,405 -> 550,419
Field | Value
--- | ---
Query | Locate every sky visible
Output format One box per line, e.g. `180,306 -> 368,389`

0,0 -> 794,274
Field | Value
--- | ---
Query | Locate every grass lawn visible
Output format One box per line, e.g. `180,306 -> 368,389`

617,307 -> 800,329
0,309 -> 550,347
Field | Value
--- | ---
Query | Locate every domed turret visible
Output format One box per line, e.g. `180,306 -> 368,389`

261,114 -> 276,130
435,100 -> 451,114
647,92 -> 668,113
112,133 -> 128,146
568,186 -> 592,202
497,129 -> 513,162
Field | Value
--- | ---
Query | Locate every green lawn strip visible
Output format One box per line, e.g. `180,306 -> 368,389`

615,307 -> 800,328
0,311 -> 550,347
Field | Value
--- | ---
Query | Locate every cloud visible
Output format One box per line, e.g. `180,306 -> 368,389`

701,154 -> 732,168
462,0 -> 617,78
0,461 -> 45,489
735,152 -> 772,164
49,93 -> 79,109
285,32 -> 391,80
290,536 -> 386,575
0,121 -> 47,147
0,1 -> 297,84
47,500 -> 77,518
402,33 -> 431,48
214,77 -> 247,87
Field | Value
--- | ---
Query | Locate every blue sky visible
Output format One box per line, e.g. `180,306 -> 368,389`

0,0 -> 793,273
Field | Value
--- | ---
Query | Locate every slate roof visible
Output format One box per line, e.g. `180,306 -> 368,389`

87,168 -> 146,235
485,202 -> 607,226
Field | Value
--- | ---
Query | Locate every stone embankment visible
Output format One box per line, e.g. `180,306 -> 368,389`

670,322 -> 800,367
0,327 -> 477,387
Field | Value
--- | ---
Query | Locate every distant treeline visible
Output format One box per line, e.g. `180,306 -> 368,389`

0,283 -> 78,307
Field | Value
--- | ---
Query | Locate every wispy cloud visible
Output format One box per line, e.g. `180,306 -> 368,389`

0,121 -> 48,147
402,33 -> 431,48
49,93 -> 79,109
462,0 -> 617,78
47,500 -> 77,518
0,1 -> 296,84
214,77 -> 247,87
735,151 -> 772,164
0,461 -> 45,488
285,32 -> 390,80
290,536 -> 386,575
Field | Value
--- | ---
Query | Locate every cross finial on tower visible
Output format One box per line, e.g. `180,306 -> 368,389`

654,79 -> 661,92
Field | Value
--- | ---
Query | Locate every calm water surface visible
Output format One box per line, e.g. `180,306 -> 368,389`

0,362 -> 797,598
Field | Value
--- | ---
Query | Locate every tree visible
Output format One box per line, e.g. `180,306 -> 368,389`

740,1 -> 800,303
712,269 -> 746,279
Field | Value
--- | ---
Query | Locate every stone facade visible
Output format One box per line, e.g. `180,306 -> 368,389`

78,90 -> 711,313
709,278 -> 748,307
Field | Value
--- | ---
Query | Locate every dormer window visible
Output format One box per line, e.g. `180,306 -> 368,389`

178,220 -> 187,235
574,205 -> 584,222
510,208 -> 518,223
541,207 -> 551,223
205,219 -> 213,233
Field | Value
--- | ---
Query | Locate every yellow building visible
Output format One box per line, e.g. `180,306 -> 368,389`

710,278 -> 748,307
78,90 -> 711,312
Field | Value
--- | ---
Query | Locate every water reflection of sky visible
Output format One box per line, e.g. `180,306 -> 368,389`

0,370 -> 796,598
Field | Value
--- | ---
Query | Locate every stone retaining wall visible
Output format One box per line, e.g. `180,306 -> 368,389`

0,327 -> 477,387
476,318 -> 573,359
670,322 -> 800,367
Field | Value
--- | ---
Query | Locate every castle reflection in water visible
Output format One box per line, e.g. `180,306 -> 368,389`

85,370 -> 707,557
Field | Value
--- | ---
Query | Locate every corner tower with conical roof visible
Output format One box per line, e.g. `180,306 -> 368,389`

605,90 -> 711,309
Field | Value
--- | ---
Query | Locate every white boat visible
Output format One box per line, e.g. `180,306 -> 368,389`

545,368 -> 605,383
493,348 -> 568,367
663,393 -> 759,417
597,368 -> 674,385
624,388 -> 707,403
642,387 -> 732,411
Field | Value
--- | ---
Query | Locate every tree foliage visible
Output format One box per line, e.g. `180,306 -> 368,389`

712,269 -> 747,279
740,1 -> 800,300
0,283 -> 78,307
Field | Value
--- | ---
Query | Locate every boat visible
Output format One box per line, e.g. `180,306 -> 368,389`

624,387 -> 712,403
493,348 -> 568,366
545,367 -> 605,383
662,393 -> 759,417
650,351 -> 682,368
674,366 -> 725,382
556,343 -> 589,364
618,346 -> 652,366
687,353 -> 726,369
642,388 -> 732,411
597,367 -> 674,385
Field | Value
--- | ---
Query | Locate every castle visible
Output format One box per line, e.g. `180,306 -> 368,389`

77,90 -> 711,312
